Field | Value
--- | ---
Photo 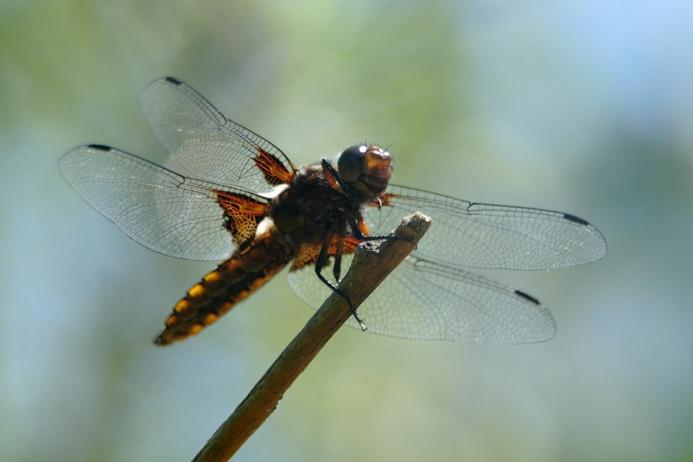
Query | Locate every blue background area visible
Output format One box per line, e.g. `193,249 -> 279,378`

1,1 -> 692,460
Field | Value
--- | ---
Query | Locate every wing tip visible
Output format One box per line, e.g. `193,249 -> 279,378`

562,213 -> 608,263
513,288 -> 557,342
140,76 -> 184,101
59,144 -> 112,176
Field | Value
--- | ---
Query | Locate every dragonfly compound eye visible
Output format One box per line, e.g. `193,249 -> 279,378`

337,144 -> 367,183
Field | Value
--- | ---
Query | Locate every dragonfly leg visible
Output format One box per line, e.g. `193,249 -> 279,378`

321,159 -> 349,191
333,233 -> 344,283
349,216 -> 400,242
315,231 -> 367,331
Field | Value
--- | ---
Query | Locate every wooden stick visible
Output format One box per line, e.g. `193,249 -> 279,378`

192,212 -> 432,461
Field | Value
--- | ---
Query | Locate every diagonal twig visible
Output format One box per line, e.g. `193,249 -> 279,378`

192,212 -> 432,461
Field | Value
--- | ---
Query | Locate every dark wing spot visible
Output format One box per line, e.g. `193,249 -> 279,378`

164,76 -> 183,85
563,213 -> 589,226
514,289 -> 540,305
88,144 -> 112,152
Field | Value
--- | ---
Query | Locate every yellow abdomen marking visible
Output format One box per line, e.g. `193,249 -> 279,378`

187,283 -> 206,298
203,270 -> 222,284
174,300 -> 190,313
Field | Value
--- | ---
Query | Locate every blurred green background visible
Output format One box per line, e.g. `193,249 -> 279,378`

2,0 -> 692,461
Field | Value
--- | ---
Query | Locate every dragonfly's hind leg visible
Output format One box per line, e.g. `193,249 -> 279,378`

332,231 -> 345,283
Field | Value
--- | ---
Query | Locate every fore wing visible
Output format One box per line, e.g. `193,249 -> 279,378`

59,145 -> 269,261
366,185 -> 607,271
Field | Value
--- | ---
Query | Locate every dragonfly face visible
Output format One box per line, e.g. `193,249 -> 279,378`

335,144 -> 393,198
60,76 -> 607,345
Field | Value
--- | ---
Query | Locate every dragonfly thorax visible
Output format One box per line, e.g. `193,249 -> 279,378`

268,162 -> 364,245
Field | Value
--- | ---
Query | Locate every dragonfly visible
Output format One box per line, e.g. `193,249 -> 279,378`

60,77 -> 606,346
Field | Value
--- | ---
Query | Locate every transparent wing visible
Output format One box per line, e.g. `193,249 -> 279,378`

140,77 -> 295,191
366,185 -> 607,271
288,253 -> 555,343
59,144 -> 268,261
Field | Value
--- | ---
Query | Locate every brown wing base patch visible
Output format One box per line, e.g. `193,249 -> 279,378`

254,147 -> 295,185
214,190 -> 269,245
290,235 -> 360,271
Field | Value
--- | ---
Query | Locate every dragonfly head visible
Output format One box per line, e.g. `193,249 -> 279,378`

337,144 -> 393,199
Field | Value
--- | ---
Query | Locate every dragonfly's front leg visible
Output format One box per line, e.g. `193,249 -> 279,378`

348,216 -> 399,242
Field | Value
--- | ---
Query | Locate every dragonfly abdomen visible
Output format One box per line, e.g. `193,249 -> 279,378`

154,229 -> 294,345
